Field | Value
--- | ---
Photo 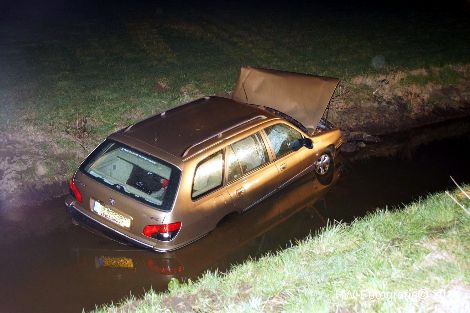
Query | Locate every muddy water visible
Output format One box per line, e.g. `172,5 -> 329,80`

1,121 -> 469,313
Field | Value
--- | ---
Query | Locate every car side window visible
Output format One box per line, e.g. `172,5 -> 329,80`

226,145 -> 243,182
265,124 -> 303,158
192,151 -> 224,198
230,132 -> 269,174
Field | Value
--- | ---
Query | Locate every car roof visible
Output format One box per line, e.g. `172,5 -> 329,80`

110,96 -> 277,164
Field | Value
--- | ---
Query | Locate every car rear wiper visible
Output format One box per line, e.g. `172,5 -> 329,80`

113,183 -> 132,195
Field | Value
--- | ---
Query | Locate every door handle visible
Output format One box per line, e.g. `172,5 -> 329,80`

236,187 -> 245,196
279,163 -> 287,171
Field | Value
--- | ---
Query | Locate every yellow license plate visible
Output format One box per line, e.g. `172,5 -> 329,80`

95,256 -> 134,269
92,201 -> 131,228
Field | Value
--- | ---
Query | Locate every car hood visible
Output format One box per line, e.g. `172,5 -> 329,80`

232,67 -> 339,130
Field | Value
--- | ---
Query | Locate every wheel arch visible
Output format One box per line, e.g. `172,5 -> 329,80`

216,211 -> 240,227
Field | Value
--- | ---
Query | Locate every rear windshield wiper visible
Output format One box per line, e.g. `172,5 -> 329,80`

113,183 -> 132,195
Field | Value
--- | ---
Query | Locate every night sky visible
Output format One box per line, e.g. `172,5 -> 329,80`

2,0 -> 469,29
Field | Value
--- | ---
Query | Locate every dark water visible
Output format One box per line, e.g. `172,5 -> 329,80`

0,120 -> 469,313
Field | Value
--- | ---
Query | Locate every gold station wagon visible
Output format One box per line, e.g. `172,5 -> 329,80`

65,67 -> 343,252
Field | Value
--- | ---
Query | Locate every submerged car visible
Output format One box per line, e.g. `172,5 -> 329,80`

65,67 -> 343,252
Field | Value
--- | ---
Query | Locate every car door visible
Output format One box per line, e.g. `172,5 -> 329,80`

224,132 -> 279,212
263,123 -> 313,189
187,150 -> 234,234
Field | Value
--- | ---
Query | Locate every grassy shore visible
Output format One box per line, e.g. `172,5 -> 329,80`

94,186 -> 470,313
2,3 -> 470,139
1,2 -> 469,199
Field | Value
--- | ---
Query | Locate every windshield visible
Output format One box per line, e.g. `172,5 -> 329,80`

80,140 -> 180,211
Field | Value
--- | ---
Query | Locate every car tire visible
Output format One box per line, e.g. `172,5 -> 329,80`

314,152 -> 334,185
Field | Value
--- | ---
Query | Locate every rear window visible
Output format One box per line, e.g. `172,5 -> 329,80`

80,140 -> 181,211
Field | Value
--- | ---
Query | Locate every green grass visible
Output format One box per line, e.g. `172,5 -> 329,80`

1,3 -> 469,192
94,187 -> 470,312
2,3 -> 470,143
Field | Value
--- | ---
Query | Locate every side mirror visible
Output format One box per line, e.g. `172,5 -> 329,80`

303,138 -> 313,149
290,138 -> 313,151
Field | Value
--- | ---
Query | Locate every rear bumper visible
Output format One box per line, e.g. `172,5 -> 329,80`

65,197 -> 169,252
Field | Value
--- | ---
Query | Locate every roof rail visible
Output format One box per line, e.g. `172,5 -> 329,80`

181,115 -> 266,158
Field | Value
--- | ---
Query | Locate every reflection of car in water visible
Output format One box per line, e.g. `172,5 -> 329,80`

66,67 -> 343,251
70,169 -> 341,293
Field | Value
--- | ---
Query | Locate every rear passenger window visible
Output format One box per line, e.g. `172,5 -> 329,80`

230,133 -> 269,174
192,151 -> 224,198
265,124 -> 302,158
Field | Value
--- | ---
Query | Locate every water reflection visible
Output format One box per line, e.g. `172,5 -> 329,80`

69,171 -> 337,297
0,170 -> 337,313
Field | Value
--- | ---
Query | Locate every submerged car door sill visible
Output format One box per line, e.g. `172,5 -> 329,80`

278,164 -> 314,190
241,188 -> 278,213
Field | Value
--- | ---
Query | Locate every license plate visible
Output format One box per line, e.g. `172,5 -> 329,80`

95,256 -> 134,269
92,200 -> 132,229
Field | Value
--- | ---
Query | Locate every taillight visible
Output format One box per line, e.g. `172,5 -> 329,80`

143,222 -> 181,241
69,178 -> 83,203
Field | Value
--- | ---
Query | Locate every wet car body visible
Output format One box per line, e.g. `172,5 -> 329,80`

66,68 -> 343,252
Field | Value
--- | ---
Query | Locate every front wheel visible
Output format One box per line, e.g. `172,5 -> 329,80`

314,152 -> 334,185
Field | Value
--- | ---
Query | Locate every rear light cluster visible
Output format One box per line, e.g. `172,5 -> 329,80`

69,178 -> 83,203
143,222 -> 181,241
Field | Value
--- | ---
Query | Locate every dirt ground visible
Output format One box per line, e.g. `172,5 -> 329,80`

1,67 -> 469,208
0,126 -> 80,208
330,65 -> 470,134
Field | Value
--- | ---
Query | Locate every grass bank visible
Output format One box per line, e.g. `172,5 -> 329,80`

3,2 -> 470,140
95,186 -> 470,312
1,2 -> 469,200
